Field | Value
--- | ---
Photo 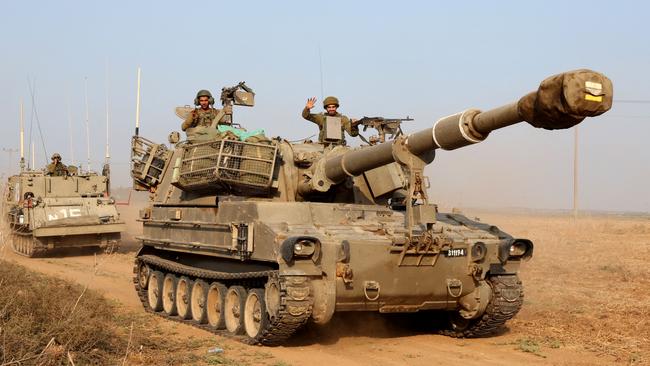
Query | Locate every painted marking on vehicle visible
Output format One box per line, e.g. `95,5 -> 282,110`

445,248 -> 467,257
47,207 -> 83,221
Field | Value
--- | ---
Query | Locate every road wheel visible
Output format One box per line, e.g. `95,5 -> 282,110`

176,276 -> 194,319
147,270 -> 164,311
24,237 -> 35,257
444,275 -> 523,338
104,240 -> 119,254
162,273 -> 178,316
224,286 -> 247,335
206,282 -> 227,329
191,279 -> 209,324
137,262 -> 150,290
244,288 -> 270,340
11,235 -> 21,254
447,313 -> 473,334
15,235 -> 24,255
264,276 -> 281,320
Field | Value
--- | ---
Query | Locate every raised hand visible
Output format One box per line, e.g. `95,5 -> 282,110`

306,97 -> 317,109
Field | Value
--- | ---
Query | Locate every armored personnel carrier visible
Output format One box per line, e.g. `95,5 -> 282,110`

3,166 -> 125,257
131,71 -> 612,344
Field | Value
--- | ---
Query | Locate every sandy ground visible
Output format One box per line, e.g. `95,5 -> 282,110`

2,204 -> 648,365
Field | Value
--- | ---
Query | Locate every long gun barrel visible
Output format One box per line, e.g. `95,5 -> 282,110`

323,69 -> 612,185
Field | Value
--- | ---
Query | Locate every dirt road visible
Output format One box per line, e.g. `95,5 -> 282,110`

2,206 -> 635,365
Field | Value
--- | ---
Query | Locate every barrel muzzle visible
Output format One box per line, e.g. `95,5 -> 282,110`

518,69 -> 613,130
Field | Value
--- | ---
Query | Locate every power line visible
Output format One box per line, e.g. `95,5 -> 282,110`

614,99 -> 650,104
607,115 -> 650,119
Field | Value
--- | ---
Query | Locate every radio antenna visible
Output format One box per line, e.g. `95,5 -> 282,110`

31,142 -> 35,171
135,67 -> 141,136
27,79 -> 48,165
66,93 -> 75,166
318,44 -> 324,100
19,100 -> 25,172
84,77 -> 91,172
105,59 -> 111,163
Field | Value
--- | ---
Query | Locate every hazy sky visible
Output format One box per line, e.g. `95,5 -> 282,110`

1,1 -> 648,212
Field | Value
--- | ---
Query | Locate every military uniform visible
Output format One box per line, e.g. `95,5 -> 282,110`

302,107 -> 359,145
46,162 -> 68,177
181,108 -> 227,131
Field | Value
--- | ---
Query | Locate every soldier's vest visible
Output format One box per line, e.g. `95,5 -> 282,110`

196,109 -> 219,128
317,113 -> 347,145
47,162 -> 68,176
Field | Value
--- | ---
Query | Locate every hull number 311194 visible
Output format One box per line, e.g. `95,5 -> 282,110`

445,248 -> 467,257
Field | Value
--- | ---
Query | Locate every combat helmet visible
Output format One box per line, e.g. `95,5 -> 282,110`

323,96 -> 339,108
194,90 -> 215,106
51,153 -> 61,160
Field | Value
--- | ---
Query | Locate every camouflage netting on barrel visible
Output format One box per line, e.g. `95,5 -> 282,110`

172,137 -> 277,194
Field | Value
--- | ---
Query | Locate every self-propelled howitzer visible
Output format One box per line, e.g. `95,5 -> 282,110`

131,70 -> 612,345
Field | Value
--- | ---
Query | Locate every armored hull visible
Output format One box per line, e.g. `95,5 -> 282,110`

134,199 -> 526,341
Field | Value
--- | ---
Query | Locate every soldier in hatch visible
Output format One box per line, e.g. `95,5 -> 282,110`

45,153 -> 68,177
181,89 -> 230,132
302,96 -> 359,145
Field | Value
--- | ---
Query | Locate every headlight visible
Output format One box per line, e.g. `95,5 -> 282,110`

99,215 -> 112,223
471,242 -> 487,262
498,239 -> 534,263
509,242 -> 526,256
280,236 -> 321,263
293,240 -> 315,257
508,239 -> 533,260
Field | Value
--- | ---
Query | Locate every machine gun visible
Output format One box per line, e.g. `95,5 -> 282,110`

221,81 -> 255,107
218,82 -> 255,126
356,116 -> 414,144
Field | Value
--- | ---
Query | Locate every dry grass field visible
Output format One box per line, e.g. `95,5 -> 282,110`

471,211 -> 650,364
0,260 -> 226,365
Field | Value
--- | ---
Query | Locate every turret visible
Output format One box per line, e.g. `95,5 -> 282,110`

304,69 -> 612,194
